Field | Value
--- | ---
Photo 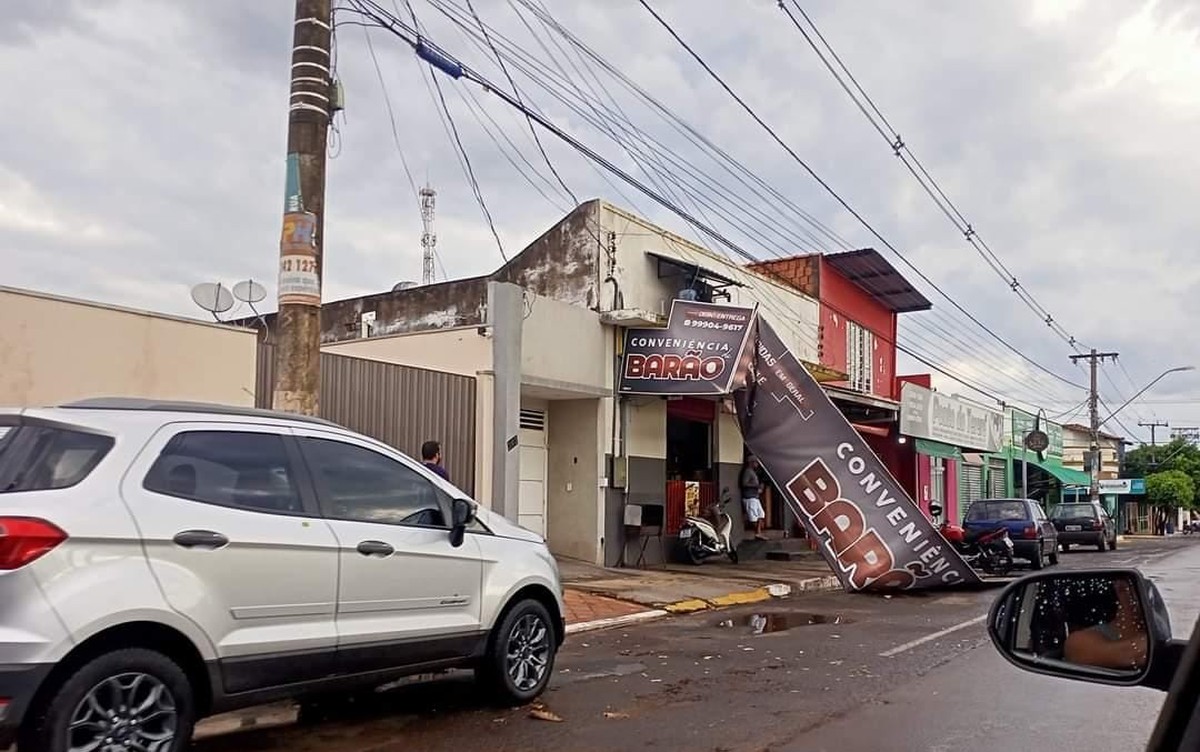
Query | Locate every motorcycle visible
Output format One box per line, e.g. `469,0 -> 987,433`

931,503 -> 1015,576
679,487 -> 739,565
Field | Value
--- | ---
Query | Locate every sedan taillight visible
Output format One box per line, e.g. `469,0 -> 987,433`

1022,525 -> 1038,539
0,517 -> 68,570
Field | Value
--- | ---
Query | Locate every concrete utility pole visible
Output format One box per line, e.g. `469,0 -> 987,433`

1139,420 -> 1169,447
273,0 -> 333,416
1070,349 -> 1119,503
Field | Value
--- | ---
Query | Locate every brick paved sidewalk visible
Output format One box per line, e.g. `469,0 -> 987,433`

563,587 -> 650,626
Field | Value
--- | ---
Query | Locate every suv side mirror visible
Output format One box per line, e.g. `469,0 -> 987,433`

988,569 -> 1181,691
449,498 -> 476,548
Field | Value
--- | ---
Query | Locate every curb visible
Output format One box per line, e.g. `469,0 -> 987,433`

566,608 -> 670,635
660,576 -> 842,614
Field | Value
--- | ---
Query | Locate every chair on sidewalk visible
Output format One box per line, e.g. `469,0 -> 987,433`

622,503 -> 664,568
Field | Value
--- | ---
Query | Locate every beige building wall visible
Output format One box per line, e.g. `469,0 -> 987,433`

546,398 -> 605,563
521,293 -> 609,393
0,287 -> 257,407
323,326 -> 492,377
1062,426 -> 1122,480
626,398 -> 667,459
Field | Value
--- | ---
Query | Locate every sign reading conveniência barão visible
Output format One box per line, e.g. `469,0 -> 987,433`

619,301 -> 981,592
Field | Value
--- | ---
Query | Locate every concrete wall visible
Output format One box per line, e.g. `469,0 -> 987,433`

626,398 -> 667,458
522,293 -> 608,392
546,398 -> 604,563
323,327 -> 492,377
0,287 -> 257,407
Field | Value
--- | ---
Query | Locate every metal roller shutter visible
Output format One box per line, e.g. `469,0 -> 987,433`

961,463 -> 985,521
988,459 -> 1008,498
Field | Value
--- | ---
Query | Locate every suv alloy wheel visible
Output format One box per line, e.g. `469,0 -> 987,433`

476,599 -> 557,706
20,648 -> 195,752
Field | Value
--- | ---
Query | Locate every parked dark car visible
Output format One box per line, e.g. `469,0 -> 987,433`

1050,501 -> 1117,552
963,498 -> 1058,569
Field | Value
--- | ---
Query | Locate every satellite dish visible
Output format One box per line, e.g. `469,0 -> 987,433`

232,279 -> 268,304
190,283 -> 234,320
393,281 -> 419,291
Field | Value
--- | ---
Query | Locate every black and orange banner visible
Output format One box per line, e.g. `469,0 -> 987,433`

619,301 -> 980,592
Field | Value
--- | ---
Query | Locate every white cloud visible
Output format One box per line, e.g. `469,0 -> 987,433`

3,0 -> 1199,436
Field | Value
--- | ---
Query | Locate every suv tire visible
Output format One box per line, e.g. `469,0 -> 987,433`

21,648 -> 194,752
477,599 -> 557,706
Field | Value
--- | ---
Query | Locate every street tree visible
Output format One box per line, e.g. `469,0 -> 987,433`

1124,439 -> 1200,507
1144,470 -> 1195,516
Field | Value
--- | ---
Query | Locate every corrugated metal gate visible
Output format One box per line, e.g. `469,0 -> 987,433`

988,458 -> 1008,499
257,343 -> 477,494
955,465 -> 984,506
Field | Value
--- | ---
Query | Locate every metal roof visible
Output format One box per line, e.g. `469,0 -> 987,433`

823,249 -> 932,313
60,397 -> 341,428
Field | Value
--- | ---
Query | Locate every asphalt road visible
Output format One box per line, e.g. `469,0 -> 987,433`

190,535 -> 1200,752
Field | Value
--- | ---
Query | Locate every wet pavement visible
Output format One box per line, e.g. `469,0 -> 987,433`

188,535 -> 1198,752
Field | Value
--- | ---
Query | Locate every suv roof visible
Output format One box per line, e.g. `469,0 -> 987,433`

59,397 -> 342,429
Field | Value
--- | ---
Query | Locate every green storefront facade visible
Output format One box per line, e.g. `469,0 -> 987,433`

982,407 -> 1091,508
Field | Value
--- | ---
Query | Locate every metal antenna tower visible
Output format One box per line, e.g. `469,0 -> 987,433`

420,185 -> 437,285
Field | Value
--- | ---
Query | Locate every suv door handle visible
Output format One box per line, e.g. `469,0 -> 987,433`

173,530 -> 229,549
356,540 -> 394,557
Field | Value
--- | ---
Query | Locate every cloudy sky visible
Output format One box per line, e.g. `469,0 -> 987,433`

5,0 -> 1200,439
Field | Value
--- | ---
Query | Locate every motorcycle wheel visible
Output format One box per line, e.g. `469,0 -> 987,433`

686,537 -> 705,565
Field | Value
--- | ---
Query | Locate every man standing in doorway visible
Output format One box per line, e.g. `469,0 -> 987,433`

741,456 -> 767,541
421,440 -> 450,482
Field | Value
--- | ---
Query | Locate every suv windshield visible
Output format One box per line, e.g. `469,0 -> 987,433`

965,501 -> 1028,522
0,424 -> 114,492
1050,504 -> 1099,519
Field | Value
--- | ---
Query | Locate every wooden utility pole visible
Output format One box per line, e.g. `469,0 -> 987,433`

1070,349 -> 1119,503
273,0 -> 333,415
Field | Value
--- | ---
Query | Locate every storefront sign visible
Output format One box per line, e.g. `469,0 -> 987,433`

1007,408 -> 1063,459
898,382 -> 1003,452
618,300 -> 756,396
1099,478 -> 1146,495
735,318 -> 980,592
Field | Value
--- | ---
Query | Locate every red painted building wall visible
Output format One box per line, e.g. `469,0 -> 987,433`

748,255 -> 899,400
817,257 -> 898,400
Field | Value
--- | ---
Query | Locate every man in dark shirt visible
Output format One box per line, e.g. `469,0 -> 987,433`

421,440 -> 450,482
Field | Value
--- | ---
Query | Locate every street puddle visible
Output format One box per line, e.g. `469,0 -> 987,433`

717,612 -> 854,634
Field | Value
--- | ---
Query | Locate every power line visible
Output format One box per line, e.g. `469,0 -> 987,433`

399,4 -> 508,263
423,0 -> 1087,398
347,1 -> 1079,414
636,0 -> 1086,394
778,0 -> 1085,352
464,0 -> 578,207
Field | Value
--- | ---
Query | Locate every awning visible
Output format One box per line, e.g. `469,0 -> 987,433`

962,452 -> 986,466
915,438 -> 962,461
1016,456 -> 1091,487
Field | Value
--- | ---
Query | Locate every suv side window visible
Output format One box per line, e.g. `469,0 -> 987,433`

298,437 -> 448,528
143,431 -> 303,515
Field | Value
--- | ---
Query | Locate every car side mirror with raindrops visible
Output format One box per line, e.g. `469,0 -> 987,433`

988,569 -> 1184,692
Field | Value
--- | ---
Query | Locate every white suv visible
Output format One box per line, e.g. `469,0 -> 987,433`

0,399 -> 565,752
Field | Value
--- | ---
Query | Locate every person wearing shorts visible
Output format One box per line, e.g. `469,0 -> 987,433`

741,456 -> 767,541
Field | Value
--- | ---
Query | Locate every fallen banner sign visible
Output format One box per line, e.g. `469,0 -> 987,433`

733,318 -> 980,591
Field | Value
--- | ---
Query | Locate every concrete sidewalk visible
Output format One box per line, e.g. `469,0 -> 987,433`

559,552 -> 840,627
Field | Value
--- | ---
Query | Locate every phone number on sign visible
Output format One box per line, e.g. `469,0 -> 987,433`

684,319 -> 743,331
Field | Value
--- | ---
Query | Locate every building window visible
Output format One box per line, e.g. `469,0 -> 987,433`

847,321 -> 874,394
